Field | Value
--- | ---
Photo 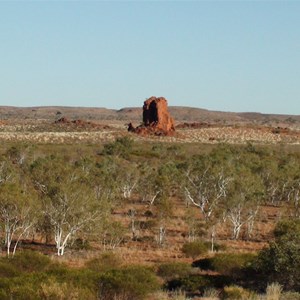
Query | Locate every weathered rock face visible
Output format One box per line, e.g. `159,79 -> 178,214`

128,96 -> 175,136
143,97 -> 175,132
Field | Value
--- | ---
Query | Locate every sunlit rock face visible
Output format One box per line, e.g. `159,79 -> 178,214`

143,97 -> 175,132
128,96 -> 175,136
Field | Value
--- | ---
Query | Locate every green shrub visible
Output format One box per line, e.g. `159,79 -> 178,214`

70,238 -> 91,250
102,137 -> 134,158
209,253 -> 256,277
0,273 -> 48,300
39,277 -> 96,300
0,261 -> 19,278
0,289 -> 8,299
255,219 -> 300,290
181,241 -> 209,259
8,284 -> 39,300
192,257 -> 212,270
167,274 -> 211,293
85,252 -> 122,273
157,262 -> 192,280
213,242 -> 227,252
99,265 -> 160,300
9,250 -> 51,273
56,268 -> 100,292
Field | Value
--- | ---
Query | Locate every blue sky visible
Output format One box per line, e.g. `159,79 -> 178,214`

0,1 -> 299,114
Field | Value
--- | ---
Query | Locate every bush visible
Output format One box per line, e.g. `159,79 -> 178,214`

102,137 -> 134,158
39,277 -> 96,300
70,238 -> 91,250
209,253 -> 256,278
99,265 -> 160,300
85,252 -> 122,273
181,241 -> 209,259
157,262 -> 192,280
255,219 -> 300,290
0,261 -> 19,278
0,273 -> 48,300
192,257 -> 212,270
8,250 -> 51,273
213,242 -> 227,252
166,274 -> 211,293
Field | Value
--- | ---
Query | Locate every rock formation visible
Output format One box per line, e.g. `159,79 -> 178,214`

128,96 -> 175,136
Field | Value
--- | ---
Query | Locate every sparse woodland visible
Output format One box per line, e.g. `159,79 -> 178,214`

0,138 -> 300,299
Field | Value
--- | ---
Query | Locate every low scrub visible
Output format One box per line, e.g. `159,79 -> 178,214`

8,250 -> 52,273
85,252 -> 122,273
98,265 -> 160,300
181,241 -> 209,259
167,274 -> 211,293
194,253 -> 256,279
157,262 -> 193,280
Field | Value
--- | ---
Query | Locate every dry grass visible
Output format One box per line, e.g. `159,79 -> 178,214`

1,119 -> 299,145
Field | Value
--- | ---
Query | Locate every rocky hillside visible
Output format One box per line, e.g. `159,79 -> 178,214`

1,106 -> 299,128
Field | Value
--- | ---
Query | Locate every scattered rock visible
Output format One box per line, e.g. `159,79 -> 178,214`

55,117 -> 69,124
271,127 -> 290,134
176,122 -> 210,129
54,117 -> 111,130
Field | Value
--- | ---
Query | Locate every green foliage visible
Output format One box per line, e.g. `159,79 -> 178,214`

255,219 -> 300,290
85,252 -> 122,273
208,253 -> 256,277
167,274 -> 211,293
101,221 -> 126,249
0,251 -> 100,300
102,137 -> 134,158
70,238 -> 91,250
6,250 -> 51,273
0,261 -> 19,278
39,278 -> 96,300
181,241 -> 209,259
157,262 -> 192,280
99,265 -> 160,300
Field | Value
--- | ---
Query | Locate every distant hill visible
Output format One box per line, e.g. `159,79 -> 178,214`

0,106 -> 299,127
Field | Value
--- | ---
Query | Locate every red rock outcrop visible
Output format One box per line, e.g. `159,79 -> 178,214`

143,97 -> 175,132
128,96 -> 175,136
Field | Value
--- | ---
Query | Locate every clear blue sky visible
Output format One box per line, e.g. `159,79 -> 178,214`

0,1 -> 299,114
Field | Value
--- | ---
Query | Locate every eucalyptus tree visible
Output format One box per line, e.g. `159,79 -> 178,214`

113,160 -> 140,200
30,156 -> 111,256
0,183 -> 38,256
0,159 -> 38,256
183,154 -> 232,250
225,167 -> 265,240
138,163 -> 162,205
